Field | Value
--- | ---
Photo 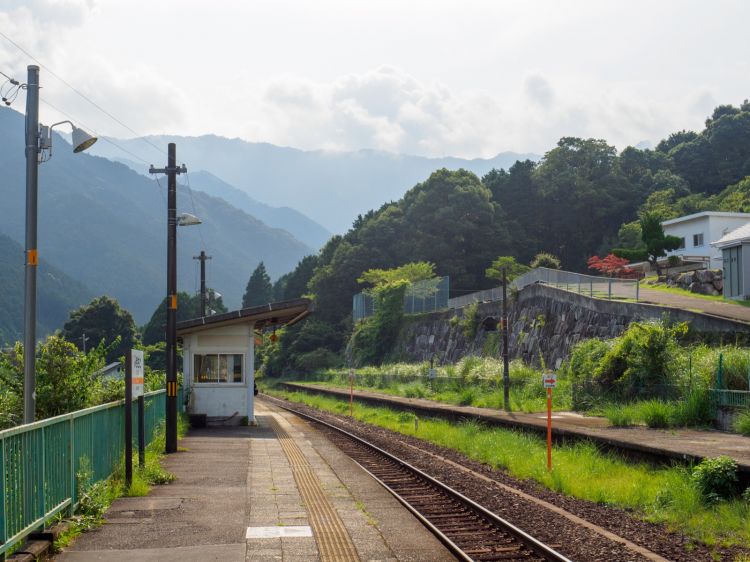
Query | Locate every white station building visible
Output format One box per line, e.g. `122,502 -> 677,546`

177,298 -> 311,424
662,212 -> 750,269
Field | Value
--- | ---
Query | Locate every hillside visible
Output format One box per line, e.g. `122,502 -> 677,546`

89,135 -> 539,233
0,108 -> 313,323
181,171 -> 331,249
0,233 -> 92,345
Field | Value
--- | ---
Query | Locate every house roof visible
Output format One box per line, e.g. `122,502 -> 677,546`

662,211 -> 750,227
176,298 -> 312,336
712,222 -> 750,248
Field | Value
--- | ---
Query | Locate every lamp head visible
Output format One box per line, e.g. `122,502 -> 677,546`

177,213 -> 202,226
71,126 -> 97,153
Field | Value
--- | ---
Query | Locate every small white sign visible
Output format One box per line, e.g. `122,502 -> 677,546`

542,372 -> 557,388
348,368 -> 355,383
428,368 -> 437,379
131,349 -> 144,398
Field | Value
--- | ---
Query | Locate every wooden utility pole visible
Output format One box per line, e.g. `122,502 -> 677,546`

193,250 -> 212,317
149,145 -> 186,454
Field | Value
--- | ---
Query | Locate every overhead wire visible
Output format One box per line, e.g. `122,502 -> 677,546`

2,34 -> 207,257
37,96 -> 168,205
0,30 -> 167,161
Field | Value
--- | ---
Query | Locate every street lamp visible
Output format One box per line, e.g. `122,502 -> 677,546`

23,65 -> 97,423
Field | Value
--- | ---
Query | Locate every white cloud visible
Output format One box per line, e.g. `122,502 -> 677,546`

244,66 -> 717,157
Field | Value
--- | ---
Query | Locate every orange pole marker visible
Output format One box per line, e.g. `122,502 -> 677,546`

546,386 -> 552,471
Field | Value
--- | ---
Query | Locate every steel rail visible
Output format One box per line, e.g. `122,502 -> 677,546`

263,395 -> 572,562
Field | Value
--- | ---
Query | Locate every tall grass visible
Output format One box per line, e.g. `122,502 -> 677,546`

270,389 -> 750,548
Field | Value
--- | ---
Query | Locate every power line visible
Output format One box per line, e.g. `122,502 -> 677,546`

0,30 -> 167,160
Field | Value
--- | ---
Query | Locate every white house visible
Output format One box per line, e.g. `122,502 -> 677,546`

712,223 -> 750,299
662,212 -> 750,269
177,298 -> 311,424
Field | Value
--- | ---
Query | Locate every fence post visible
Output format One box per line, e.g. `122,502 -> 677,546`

636,278 -> 640,301
590,280 -> 593,298
1,435 -> 5,557
608,279 -> 612,300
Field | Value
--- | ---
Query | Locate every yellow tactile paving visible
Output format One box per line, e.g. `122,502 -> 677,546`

268,414 -> 361,562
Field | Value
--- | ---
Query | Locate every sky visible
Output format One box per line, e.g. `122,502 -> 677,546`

1,0 -> 749,161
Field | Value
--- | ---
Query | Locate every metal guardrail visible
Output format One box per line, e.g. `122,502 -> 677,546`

447,267 -> 641,309
0,389 -> 168,556
711,389 -> 750,408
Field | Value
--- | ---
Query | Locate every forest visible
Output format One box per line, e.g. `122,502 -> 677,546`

265,101 -> 750,374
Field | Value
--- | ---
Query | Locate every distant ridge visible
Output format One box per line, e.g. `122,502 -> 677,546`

0,107 -> 313,322
89,134 -> 540,233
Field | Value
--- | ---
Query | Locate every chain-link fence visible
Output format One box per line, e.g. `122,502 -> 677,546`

353,276 -> 450,322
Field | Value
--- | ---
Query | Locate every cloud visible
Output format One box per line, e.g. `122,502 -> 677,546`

524,75 -> 555,108
249,66 -> 716,157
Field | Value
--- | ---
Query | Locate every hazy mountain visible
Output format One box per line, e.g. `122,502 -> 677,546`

180,171 -> 331,249
0,108 -> 313,323
0,233 -> 93,345
89,135 -> 539,233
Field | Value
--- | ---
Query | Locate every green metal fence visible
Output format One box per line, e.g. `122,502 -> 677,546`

0,389 -> 167,556
710,389 -> 750,408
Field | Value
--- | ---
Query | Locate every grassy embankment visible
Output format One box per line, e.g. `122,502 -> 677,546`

53,415 -> 188,550
284,330 -> 750,432
267,387 -> 750,550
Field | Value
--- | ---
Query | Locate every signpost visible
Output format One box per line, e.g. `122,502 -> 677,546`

125,349 -> 145,487
542,372 -> 557,471
349,368 -> 355,417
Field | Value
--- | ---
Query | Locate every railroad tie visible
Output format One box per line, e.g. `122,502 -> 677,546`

268,414 -> 361,562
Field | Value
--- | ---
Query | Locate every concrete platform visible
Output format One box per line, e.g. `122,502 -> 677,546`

284,382 -> 750,476
56,400 -> 453,562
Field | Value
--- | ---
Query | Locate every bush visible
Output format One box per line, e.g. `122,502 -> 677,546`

692,456 -> 738,502
641,400 -> 671,428
460,302 -> 480,341
604,404 -> 634,426
530,252 -> 561,270
733,410 -> 750,436
670,388 -> 714,427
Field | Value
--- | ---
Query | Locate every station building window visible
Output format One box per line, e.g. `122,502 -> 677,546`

194,353 -> 243,383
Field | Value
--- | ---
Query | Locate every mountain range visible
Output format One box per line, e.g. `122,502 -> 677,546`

0,233 -> 92,345
0,107 -> 313,329
89,135 -> 539,233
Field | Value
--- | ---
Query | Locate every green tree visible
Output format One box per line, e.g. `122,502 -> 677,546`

62,296 -> 138,362
613,213 -> 682,275
242,262 -> 274,307
350,262 -> 436,365
486,256 -> 530,283
141,291 -> 227,346
281,254 -> 319,300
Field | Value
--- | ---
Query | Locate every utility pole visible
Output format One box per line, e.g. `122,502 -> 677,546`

193,250 -> 212,317
23,65 -> 40,424
81,332 -> 90,354
149,144 -> 186,454
502,267 -> 510,411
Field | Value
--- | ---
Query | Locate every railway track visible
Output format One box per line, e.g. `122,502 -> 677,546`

264,395 -> 571,562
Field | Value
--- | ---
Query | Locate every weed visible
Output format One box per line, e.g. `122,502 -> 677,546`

733,410 -> 750,436
640,400 -> 671,428
604,404 -> 634,426
692,456 -> 738,502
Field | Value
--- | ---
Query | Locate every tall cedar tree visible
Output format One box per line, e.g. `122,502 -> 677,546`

243,262 -> 274,307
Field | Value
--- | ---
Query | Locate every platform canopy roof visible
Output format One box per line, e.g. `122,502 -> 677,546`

176,298 -> 312,336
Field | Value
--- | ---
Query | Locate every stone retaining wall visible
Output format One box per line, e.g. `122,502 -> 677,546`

395,284 -> 750,368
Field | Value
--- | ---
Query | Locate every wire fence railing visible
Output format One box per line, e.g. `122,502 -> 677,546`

0,389 -> 171,556
447,267 -> 641,309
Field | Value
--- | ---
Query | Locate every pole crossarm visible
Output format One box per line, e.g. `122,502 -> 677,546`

149,164 -> 187,175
